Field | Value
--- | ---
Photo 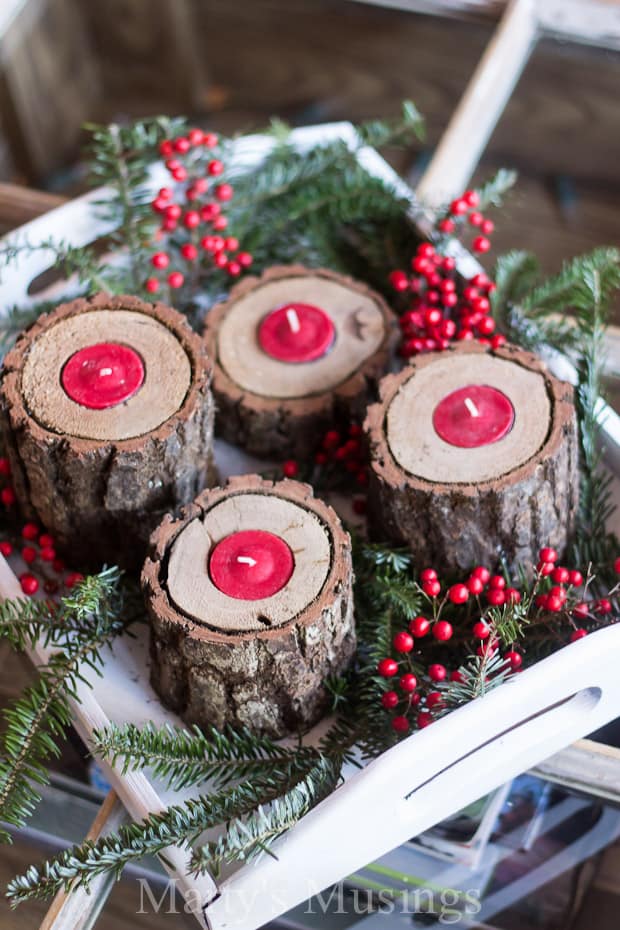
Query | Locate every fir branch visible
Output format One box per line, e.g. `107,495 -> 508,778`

7,756 -> 338,902
438,651 -> 511,709
0,569 -> 130,841
189,757 -> 339,878
91,721 -> 319,790
475,169 -> 517,211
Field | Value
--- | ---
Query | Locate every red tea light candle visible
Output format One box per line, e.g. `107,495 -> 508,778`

258,302 -> 336,363
432,384 -> 515,448
61,342 -> 145,409
209,529 -> 294,600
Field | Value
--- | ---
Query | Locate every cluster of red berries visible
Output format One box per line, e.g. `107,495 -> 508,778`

388,190 -> 504,358
280,422 -> 368,514
2,522 -> 84,596
377,546 -> 619,736
145,129 -> 252,293
0,456 -> 16,510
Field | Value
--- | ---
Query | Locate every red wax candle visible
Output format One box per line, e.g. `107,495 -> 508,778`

258,302 -> 335,363
432,384 -> 515,448
61,343 -> 145,410
209,530 -> 295,600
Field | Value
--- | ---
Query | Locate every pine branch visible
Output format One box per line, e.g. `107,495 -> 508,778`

7,756 -> 338,902
0,568 -> 131,841
189,757 -> 340,877
438,651 -> 511,709
475,169 -> 517,211
91,721 -> 320,790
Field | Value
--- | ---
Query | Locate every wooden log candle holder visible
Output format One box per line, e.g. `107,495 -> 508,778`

203,265 -> 396,458
365,342 -> 580,573
142,475 -> 356,738
0,293 -> 215,571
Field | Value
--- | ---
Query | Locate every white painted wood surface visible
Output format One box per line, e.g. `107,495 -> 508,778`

1,123 -> 619,930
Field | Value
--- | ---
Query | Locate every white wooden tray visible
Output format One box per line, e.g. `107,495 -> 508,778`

1,123 -> 619,930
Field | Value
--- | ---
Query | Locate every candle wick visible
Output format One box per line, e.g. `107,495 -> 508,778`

464,397 -> 480,418
236,556 -> 257,567
286,308 -> 301,334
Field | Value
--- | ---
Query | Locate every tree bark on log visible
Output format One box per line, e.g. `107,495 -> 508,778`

364,342 -> 580,574
203,265 -> 396,459
0,293 -> 215,572
143,475 -> 356,738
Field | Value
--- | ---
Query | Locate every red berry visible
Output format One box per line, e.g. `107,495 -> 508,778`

468,211 -> 483,227
168,271 -> 184,289
378,658 -> 399,677
0,457 -> 11,476
433,620 -> 453,641
165,204 -> 182,220
473,621 -> 490,640
448,583 -> 468,605
504,650 -> 522,670
409,616 -> 430,637
549,585 -> 567,602
489,574 -> 505,590
173,136 -> 190,153
212,215 -> 228,230
145,277 -> 159,293
183,210 -> 201,229
20,573 -> 39,595
0,541 -> 12,557
1,487 -> 15,507
417,711 -> 433,728
428,664 -> 447,683
615,556 -> 620,574
568,570 -> 583,587
539,547 -> 558,563
570,629 -> 587,642
573,601 -> 589,619
201,203 -> 220,222
237,252 -> 253,268
159,139 -> 173,157
546,595 -> 564,612
207,159 -> 224,176
472,236 -> 491,253
463,190 -> 479,207
381,690 -> 399,709
596,598 -> 612,616
393,631 -> 414,653
505,587 -> 521,604
450,669 -> 465,683
65,571 -> 84,589
185,127 -> 203,146
426,691 -> 444,708
476,316 -> 495,336
203,132 -> 219,147
423,579 -> 441,597
39,546 -> 55,562
392,715 -> 410,733
487,589 -> 505,606
399,673 -> 417,692
472,565 -> 490,583
389,270 -> 409,292
537,560 -> 555,577
21,546 -> 36,564
481,219 -> 494,235
215,183 -> 234,202
467,576 -> 484,595
491,334 -> 506,349
420,568 -> 437,582
22,522 -> 39,541
151,252 -> 170,270
227,261 -> 241,277
181,243 -> 198,261
551,566 -> 569,584
282,460 -> 299,478
450,198 -> 468,216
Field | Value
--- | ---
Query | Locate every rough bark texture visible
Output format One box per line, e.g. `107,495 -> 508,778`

143,475 -> 356,738
0,293 -> 215,572
365,342 -> 580,575
203,265 -> 396,458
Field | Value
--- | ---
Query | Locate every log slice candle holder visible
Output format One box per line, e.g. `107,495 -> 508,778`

364,341 -> 579,573
0,293 -> 215,570
142,474 -> 356,738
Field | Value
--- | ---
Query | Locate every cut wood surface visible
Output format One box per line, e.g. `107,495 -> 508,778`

365,341 -> 580,572
0,293 -> 215,571
143,475 -> 356,737
204,264 -> 396,458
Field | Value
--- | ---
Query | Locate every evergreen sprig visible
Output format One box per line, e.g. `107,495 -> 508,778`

0,569 -> 130,842
91,721 -> 320,791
